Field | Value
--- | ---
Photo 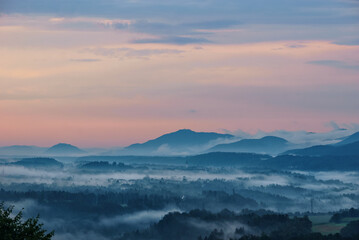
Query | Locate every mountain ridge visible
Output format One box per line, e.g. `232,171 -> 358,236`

116,129 -> 234,155
284,140 -> 359,156
46,143 -> 85,156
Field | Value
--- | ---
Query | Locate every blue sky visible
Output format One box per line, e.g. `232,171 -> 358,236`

2,0 -> 359,44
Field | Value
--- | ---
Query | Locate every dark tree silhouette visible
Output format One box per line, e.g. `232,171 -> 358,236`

0,203 -> 54,240
340,220 -> 359,238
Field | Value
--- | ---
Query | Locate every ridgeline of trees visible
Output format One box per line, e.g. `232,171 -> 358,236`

79,161 -> 133,171
0,189 -> 180,216
0,189 -> 260,216
120,209 -> 312,240
121,209 -> 359,240
1,199 -> 358,240
330,208 -> 359,223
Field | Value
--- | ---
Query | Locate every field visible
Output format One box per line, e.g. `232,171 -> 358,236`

310,215 -> 359,235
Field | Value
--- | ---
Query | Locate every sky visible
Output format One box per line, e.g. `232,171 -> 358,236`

0,0 -> 358,147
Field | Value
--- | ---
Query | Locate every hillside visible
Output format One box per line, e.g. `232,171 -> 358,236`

284,141 -> 359,156
335,132 -> 359,146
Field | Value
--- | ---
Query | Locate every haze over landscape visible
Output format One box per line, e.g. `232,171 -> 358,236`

0,1 -> 359,240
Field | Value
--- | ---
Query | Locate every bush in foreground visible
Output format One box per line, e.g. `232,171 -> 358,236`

0,202 -> 54,240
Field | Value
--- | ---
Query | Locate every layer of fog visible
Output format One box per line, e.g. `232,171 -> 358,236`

4,199 -> 180,240
222,122 -> 359,147
188,218 -> 256,239
295,171 -> 359,184
1,165 -> 358,193
0,165 -> 251,186
100,207 -> 180,227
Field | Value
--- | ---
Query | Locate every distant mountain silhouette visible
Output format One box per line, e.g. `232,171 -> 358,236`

0,145 -> 46,156
284,140 -> 359,156
119,129 -> 234,155
12,157 -> 64,168
46,143 -> 85,155
335,132 -> 359,146
208,136 -> 290,155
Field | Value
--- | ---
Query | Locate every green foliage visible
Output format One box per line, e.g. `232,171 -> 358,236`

0,202 -> 54,240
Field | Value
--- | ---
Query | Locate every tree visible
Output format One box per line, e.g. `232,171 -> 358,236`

340,220 -> 359,238
0,203 -> 54,240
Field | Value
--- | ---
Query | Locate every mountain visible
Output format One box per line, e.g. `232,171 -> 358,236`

0,145 -> 46,156
119,129 -> 234,155
284,140 -> 359,156
208,136 -> 290,155
46,143 -> 85,156
335,132 -> 359,146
